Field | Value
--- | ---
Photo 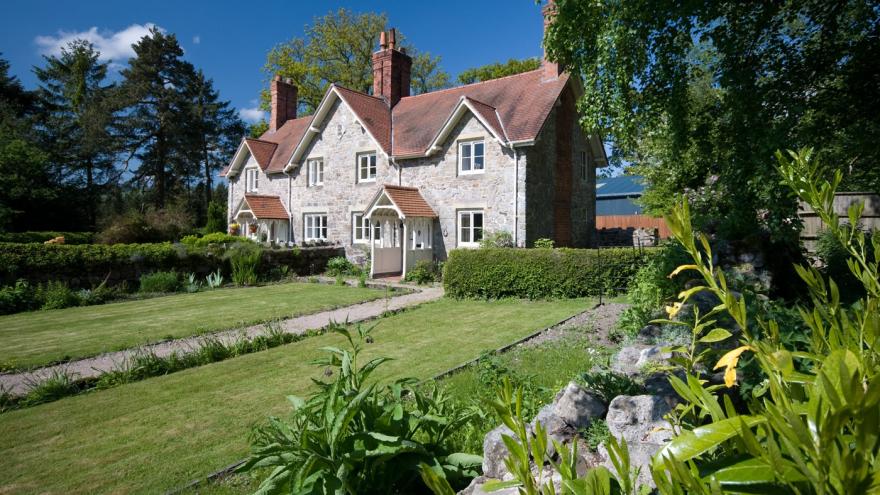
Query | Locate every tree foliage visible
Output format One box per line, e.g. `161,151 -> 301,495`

456,57 -> 540,85
544,0 -> 880,242
261,9 -> 450,114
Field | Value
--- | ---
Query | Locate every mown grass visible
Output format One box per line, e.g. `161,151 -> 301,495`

0,297 -> 592,494
0,282 -> 386,368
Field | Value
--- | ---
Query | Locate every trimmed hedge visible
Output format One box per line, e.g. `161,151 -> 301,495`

0,242 -> 344,289
443,247 -> 655,299
0,231 -> 95,244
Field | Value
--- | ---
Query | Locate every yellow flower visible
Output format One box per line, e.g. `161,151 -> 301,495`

665,302 -> 683,319
714,346 -> 754,388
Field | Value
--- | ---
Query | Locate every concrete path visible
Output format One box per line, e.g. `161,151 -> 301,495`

0,281 -> 443,396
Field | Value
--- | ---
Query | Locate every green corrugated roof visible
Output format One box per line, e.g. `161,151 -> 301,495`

596,175 -> 645,198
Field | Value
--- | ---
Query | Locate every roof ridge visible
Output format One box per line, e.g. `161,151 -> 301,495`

245,137 -> 278,146
400,68 -> 544,100
332,83 -> 389,104
462,95 -> 497,110
384,184 -> 419,191
244,193 -> 283,198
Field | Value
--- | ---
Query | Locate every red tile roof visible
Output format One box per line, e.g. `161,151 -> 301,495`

225,69 -> 570,175
383,185 -> 437,218
245,138 -> 278,170
243,194 -> 289,220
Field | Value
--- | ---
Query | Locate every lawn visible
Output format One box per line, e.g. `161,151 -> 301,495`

0,297 -> 592,494
0,282 -> 386,368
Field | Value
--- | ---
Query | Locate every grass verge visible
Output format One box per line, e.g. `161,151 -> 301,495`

0,282 -> 387,369
0,297 -> 591,494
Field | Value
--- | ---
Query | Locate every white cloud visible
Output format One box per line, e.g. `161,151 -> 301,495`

193,35 -> 201,45
239,107 -> 266,123
35,23 -> 163,62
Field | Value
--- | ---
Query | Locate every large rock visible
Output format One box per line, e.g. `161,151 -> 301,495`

481,424 -> 531,479
611,345 -> 670,376
532,382 -> 606,451
601,394 -> 674,488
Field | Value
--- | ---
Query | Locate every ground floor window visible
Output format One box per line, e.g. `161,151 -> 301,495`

304,214 -> 328,241
352,213 -> 381,244
457,210 -> 483,247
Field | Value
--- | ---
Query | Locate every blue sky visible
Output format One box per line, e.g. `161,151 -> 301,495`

1,0 -> 547,123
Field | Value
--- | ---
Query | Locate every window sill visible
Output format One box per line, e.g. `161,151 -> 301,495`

458,170 -> 485,177
356,179 -> 377,185
457,243 -> 480,249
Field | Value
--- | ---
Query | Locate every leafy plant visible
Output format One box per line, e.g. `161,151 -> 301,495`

138,270 -> 181,293
240,323 -> 481,493
0,279 -> 40,315
227,243 -> 261,286
581,419 -> 610,450
205,269 -> 223,289
645,149 -> 880,493
38,281 -> 80,310
325,256 -> 356,277
534,238 -> 555,249
358,270 -> 367,288
578,368 -> 645,404
21,369 -> 80,407
405,259 -> 441,285
334,273 -> 345,286
185,273 -> 201,293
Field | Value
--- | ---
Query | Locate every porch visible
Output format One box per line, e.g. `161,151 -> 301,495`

364,185 -> 438,279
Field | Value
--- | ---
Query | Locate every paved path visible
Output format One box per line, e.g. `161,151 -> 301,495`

0,281 -> 443,396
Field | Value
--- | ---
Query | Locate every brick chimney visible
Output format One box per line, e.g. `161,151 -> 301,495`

372,28 -> 412,107
542,0 -> 562,80
270,75 -> 297,132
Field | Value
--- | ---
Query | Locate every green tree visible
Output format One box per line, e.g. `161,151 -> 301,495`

187,69 -> 245,214
544,0 -> 880,242
262,9 -> 449,113
33,40 -> 119,228
248,120 -> 268,138
117,28 -> 198,208
204,200 -> 226,233
456,57 -> 541,85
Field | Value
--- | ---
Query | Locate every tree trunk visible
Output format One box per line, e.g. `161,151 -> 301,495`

156,132 -> 166,208
86,159 -> 95,229
203,135 -> 212,211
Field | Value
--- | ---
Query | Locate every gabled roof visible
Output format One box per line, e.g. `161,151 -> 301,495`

366,185 -> 437,219
242,194 -> 289,219
226,69 -> 573,176
220,116 -> 311,177
596,175 -> 646,198
245,139 -> 278,170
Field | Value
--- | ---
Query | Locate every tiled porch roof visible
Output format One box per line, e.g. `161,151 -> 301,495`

243,194 -> 289,220
382,185 -> 437,218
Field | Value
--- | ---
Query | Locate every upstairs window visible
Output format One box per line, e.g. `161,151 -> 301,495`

304,214 -> 328,241
458,210 -> 484,247
245,168 -> 259,192
459,140 -> 485,175
352,213 -> 381,244
357,152 -> 377,183
307,158 -> 324,187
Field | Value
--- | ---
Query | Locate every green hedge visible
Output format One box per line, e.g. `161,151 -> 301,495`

0,231 -> 95,244
0,242 -> 344,288
443,247 -> 655,299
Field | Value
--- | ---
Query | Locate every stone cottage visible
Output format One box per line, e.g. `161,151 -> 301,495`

221,11 -> 606,278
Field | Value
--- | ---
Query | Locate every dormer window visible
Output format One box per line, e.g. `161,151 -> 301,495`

245,168 -> 259,192
307,158 -> 324,187
459,140 -> 485,175
357,152 -> 377,183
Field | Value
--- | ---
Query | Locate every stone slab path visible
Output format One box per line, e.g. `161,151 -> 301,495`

0,282 -> 443,396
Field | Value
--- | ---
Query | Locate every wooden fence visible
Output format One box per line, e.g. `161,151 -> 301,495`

596,215 -> 672,238
799,192 -> 880,252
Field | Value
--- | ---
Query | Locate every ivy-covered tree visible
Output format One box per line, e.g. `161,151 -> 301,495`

456,58 -> 541,85
34,40 -> 119,228
262,9 -> 450,113
544,0 -> 880,243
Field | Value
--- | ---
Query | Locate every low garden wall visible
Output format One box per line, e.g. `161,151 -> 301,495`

443,247 -> 655,299
0,242 -> 344,288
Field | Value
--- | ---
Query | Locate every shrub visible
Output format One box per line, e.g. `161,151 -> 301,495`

38,281 -> 80,310
139,271 -> 181,293
325,256 -> 356,277
205,270 -> 223,289
815,227 -> 873,303
578,367 -> 645,403
405,259 -> 441,285
97,207 -> 194,244
180,232 -> 250,248
227,243 -> 261,286
0,231 -> 95,244
616,242 -> 690,336
204,200 -> 226,234
443,247 -> 653,299
533,238 -> 555,249
0,280 -> 40,315
479,230 -> 514,248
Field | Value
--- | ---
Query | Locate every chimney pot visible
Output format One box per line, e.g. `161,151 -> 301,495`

372,27 -> 412,107
379,31 -> 387,49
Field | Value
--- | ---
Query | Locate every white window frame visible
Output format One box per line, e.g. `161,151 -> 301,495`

307,158 -> 324,187
457,210 -> 484,247
410,219 -> 433,250
245,167 -> 259,192
304,213 -> 328,241
458,139 -> 485,175
352,213 -> 381,244
357,152 -> 377,183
